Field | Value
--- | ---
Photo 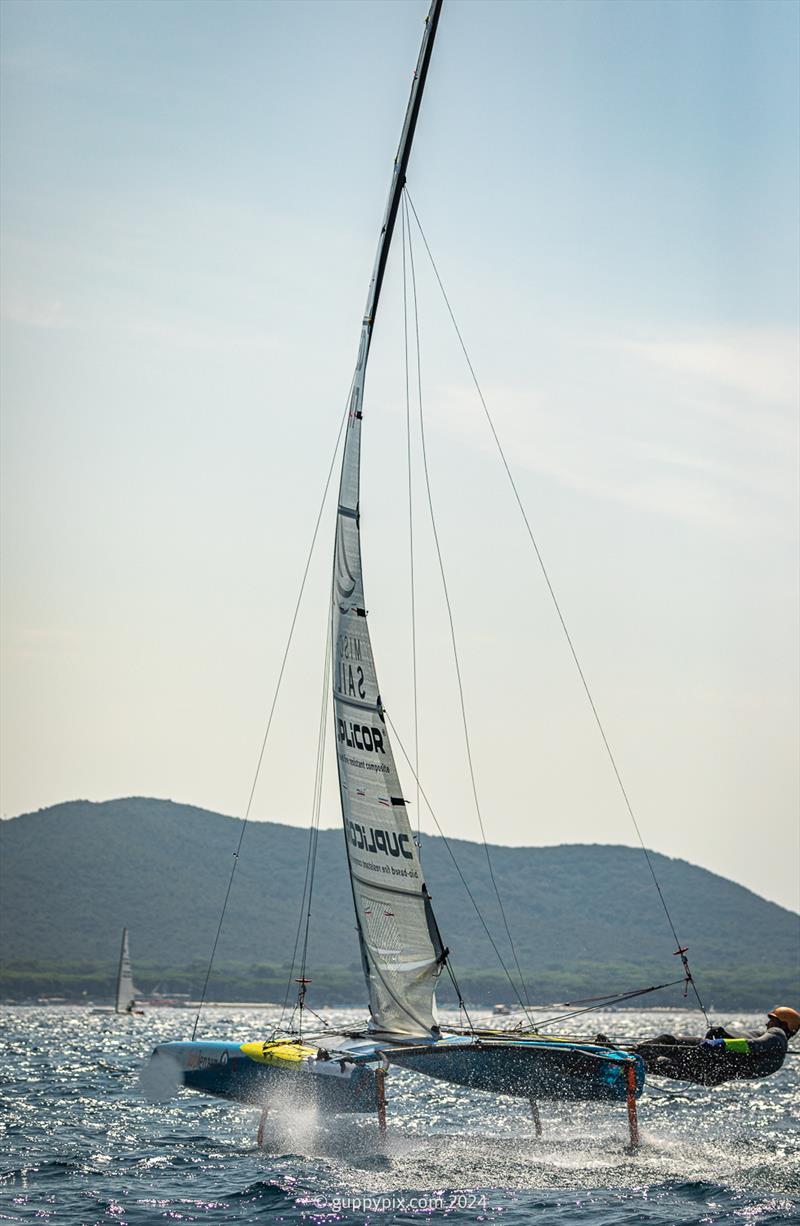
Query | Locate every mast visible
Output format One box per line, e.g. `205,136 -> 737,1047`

362,0 -> 443,351
331,0 -> 445,1036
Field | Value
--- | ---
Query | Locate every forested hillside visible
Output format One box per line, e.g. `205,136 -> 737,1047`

2,798 -> 797,1007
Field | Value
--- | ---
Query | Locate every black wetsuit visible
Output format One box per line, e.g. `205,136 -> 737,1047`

635,1025 -> 788,1085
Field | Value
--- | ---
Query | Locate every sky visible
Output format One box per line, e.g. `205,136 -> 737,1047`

1,0 -> 798,915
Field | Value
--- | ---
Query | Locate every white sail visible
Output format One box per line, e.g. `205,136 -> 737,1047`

115,927 -> 137,1013
330,0 -> 445,1038
333,376 -> 445,1035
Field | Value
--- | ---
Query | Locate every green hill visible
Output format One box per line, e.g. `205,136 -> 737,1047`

1,797 -> 797,1008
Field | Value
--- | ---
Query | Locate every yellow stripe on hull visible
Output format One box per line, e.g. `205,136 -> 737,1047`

240,1040 -> 318,1067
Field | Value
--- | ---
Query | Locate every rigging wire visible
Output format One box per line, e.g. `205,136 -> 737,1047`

525,978 -> 688,1032
295,614 -> 333,1036
403,188 -> 709,1027
277,608 -> 333,1036
400,203 -> 422,837
191,385 -> 353,1041
277,810 -> 319,1031
402,191 -> 533,1011
442,955 -> 476,1033
403,204 -> 472,1027
384,707 -> 537,1028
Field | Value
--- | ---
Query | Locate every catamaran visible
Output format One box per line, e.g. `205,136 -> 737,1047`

150,0 -> 647,1147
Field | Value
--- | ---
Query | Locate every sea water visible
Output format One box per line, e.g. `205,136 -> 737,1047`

1,1005 -> 798,1224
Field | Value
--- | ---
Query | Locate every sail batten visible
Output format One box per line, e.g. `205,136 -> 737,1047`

331,0 -> 444,1037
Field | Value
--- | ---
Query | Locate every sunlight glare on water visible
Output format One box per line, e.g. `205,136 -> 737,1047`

0,1005 -> 798,1224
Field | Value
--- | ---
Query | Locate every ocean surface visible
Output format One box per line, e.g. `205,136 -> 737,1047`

1,1005 -> 798,1224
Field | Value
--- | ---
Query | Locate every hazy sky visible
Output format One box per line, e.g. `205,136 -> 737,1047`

2,0 -> 798,915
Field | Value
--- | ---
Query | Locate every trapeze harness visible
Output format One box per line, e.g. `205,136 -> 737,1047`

634,1026 -> 789,1085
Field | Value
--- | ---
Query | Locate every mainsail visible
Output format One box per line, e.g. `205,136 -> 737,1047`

115,927 -> 137,1013
331,0 -> 445,1037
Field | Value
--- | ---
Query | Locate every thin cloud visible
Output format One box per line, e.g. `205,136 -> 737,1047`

1,295 -> 66,330
423,325 -> 798,538
625,330 -> 799,408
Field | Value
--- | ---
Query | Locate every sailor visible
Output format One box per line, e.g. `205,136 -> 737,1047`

635,1005 -> 799,1084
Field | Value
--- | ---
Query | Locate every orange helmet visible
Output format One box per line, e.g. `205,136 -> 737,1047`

768,1006 -> 800,1036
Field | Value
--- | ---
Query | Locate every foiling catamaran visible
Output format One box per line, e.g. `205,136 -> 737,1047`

146,0 -> 763,1150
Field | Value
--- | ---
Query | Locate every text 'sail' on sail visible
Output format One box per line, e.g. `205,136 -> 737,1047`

332,349 -> 445,1038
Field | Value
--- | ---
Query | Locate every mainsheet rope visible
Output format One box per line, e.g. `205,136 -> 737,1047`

404,187 -> 709,1027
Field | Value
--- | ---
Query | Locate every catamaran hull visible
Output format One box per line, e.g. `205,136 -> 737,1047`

149,1041 -> 380,1113
385,1037 -> 645,1103
315,1032 -> 645,1103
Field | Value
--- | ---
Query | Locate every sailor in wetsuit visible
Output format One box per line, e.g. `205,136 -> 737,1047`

635,1005 -> 800,1085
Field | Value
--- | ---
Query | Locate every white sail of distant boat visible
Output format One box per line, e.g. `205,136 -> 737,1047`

115,928 -> 138,1013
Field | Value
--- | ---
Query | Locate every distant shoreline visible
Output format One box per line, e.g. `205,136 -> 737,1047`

2,955 -> 795,1013
4,798 -> 797,1016
0,1000 -> 740,1015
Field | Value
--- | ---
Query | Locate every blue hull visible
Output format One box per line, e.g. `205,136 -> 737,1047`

150,1041 -> 380,1113
383,1034 -> 645,1102
149,1034 -> 643,1112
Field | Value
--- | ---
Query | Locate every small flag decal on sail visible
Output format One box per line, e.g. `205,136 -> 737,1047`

356,787 -> 366,797
378,796 -> 391,807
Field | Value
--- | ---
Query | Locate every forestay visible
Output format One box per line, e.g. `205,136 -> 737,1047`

331,0 -> 445,1038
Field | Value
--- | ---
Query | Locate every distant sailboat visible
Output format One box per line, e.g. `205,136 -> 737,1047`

115,928 -> 142,1014
150,0 -> 644,1148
